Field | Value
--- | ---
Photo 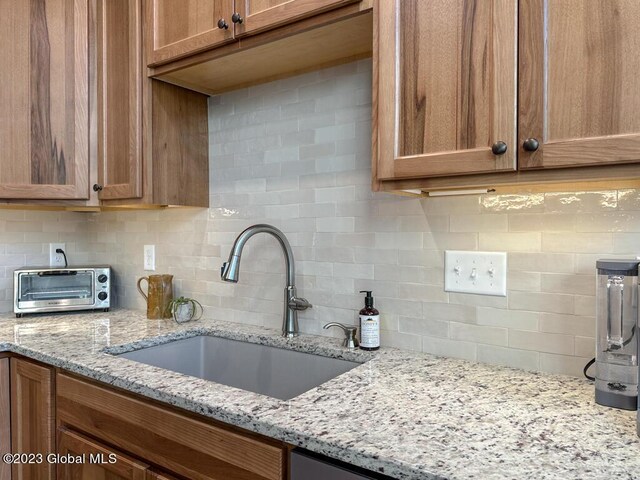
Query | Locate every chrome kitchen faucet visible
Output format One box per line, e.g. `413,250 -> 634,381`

221,224 -> 312,337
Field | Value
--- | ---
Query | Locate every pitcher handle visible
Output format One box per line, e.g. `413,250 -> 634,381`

136,277 -> 149,302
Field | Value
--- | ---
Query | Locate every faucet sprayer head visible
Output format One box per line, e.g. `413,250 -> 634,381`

221,256 -> 240,283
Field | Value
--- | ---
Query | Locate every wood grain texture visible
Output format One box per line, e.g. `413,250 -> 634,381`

30,0 -> 67,185
0,0 -> 89,200
97,0 -> 143,200
234,0 -> 360,37
57,428 -> 149,480
146,0 -> 234,66
151,81 -> 209,207
146,473 -> 179,480
376,0 -> 516,181
158,12 -> 372,95
377,163 -> 640,193
519,0 -> 640,169
392,148 -> 502,179
11,358 -> 55,480
0,359 -> 10,480
56,374 -> 285,480
150,1 -> 372,77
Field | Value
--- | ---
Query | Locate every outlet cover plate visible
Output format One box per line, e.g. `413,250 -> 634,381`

445,250 -> 507,296
49,243 -> 66,268
144,245 -> 155,271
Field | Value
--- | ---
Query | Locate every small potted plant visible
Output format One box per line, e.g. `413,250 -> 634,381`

165,296 -> 203,323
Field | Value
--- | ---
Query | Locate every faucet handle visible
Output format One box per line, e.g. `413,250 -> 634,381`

323,322 -> 359,349
289,297 -> 312,311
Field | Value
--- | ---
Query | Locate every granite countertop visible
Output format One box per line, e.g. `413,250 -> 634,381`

0,309 -> 638,479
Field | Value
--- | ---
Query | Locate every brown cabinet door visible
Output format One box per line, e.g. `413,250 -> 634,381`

233,0 -> 360,37
57,428 -> 149,480
0,0 -> 89,200
145,0 -> 235,65
146,472 -> 180,480
0,359 -> 9,480
375,0 -> 517,181
519,0 -> 640,170
96,0 -> 143,201
11,358 -> 55,480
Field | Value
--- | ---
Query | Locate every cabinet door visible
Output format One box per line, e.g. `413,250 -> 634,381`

0,359 -> 9,480
96,0 -> 143,200
147,472 -> 180,480
11,359 -> 55,480
375,0 -> 517,181
145,0 -> 235,65
57,428 -> 148,480
519,0 -> 640,169
233,0 -> 360,37
0,0 -> 89,200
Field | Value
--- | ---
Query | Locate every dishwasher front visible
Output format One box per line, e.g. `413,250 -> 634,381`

290,449 -> 395,480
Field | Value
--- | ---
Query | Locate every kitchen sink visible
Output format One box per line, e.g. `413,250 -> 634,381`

116,335 -> 360,400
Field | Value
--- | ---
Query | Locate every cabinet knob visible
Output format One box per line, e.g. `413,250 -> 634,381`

217,18 -> 229,29
231,12 -> 243,24
93,184 -> 103,192
491,141 -> 508,155
523,138 -> 540,152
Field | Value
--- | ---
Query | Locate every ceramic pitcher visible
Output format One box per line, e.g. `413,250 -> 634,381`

137,274 -> 173,319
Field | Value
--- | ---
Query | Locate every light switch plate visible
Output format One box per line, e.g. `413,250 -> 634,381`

445,250 -> 507,296
143,245 -> 155,271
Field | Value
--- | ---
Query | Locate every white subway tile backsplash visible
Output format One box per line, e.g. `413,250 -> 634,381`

0,58 -> 619,379
509,330 -> 574,355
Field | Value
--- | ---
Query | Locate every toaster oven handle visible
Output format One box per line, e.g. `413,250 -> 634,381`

37,271 -> 78,276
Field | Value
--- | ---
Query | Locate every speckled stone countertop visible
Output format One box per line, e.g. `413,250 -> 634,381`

0,309 -> 638,479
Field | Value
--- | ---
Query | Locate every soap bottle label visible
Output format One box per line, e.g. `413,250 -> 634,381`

360,314 -> 380,349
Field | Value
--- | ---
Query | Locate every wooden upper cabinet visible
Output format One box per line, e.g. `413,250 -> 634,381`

519,0 -> 640,170
11,358 -> 55,480
0,0 -> 89,200
97,0 -> 143,201
146,0 -> 235,65
57,428 -> 149,480
233,0 -> 361,37
375,0 -> 517,181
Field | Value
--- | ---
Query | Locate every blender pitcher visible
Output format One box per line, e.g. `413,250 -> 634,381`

595,260 -> 638,410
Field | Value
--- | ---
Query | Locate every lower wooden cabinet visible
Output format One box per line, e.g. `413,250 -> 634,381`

11,358 -> 55,480
57,428 -> 149,480
56,373 -> 287,480
0,358 -> 10,480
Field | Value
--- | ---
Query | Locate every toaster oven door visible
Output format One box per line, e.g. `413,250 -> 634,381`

17,271 -> 95,310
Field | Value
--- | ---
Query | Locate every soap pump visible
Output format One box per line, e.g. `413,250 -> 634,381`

359,291 -> 380,351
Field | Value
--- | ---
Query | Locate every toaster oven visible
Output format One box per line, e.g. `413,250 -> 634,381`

14,266 -> 111,317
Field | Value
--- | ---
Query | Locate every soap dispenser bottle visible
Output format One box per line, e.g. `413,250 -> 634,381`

359,291 -> 380,351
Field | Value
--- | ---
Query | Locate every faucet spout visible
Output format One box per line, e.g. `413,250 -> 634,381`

221,224 -> 311,337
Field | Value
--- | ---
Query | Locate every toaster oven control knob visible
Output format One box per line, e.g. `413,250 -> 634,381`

98,274 -> 108,283
98,292 -> 108,301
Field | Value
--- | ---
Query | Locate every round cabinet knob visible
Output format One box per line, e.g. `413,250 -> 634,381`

217,18 -> 229,29
98,292 -> 108,301
98,274 -> 108,283
491,141 -> 508,155
93,184 -> 103,192
231,12 -> 243,24
523,138 -> 540,152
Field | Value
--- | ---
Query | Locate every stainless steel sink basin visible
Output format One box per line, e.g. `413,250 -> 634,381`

116,335 -> 360,400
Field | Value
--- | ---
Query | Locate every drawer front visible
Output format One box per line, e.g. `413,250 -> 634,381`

56,373 -> 285,480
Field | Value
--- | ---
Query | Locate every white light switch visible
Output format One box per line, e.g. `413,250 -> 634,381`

144,245 -> 155,271
445,250 -> 507,296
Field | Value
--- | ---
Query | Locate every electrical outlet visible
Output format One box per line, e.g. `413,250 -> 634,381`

444,250 -> 507,296
144,245 -> 155,271
49,243 -> 66,267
